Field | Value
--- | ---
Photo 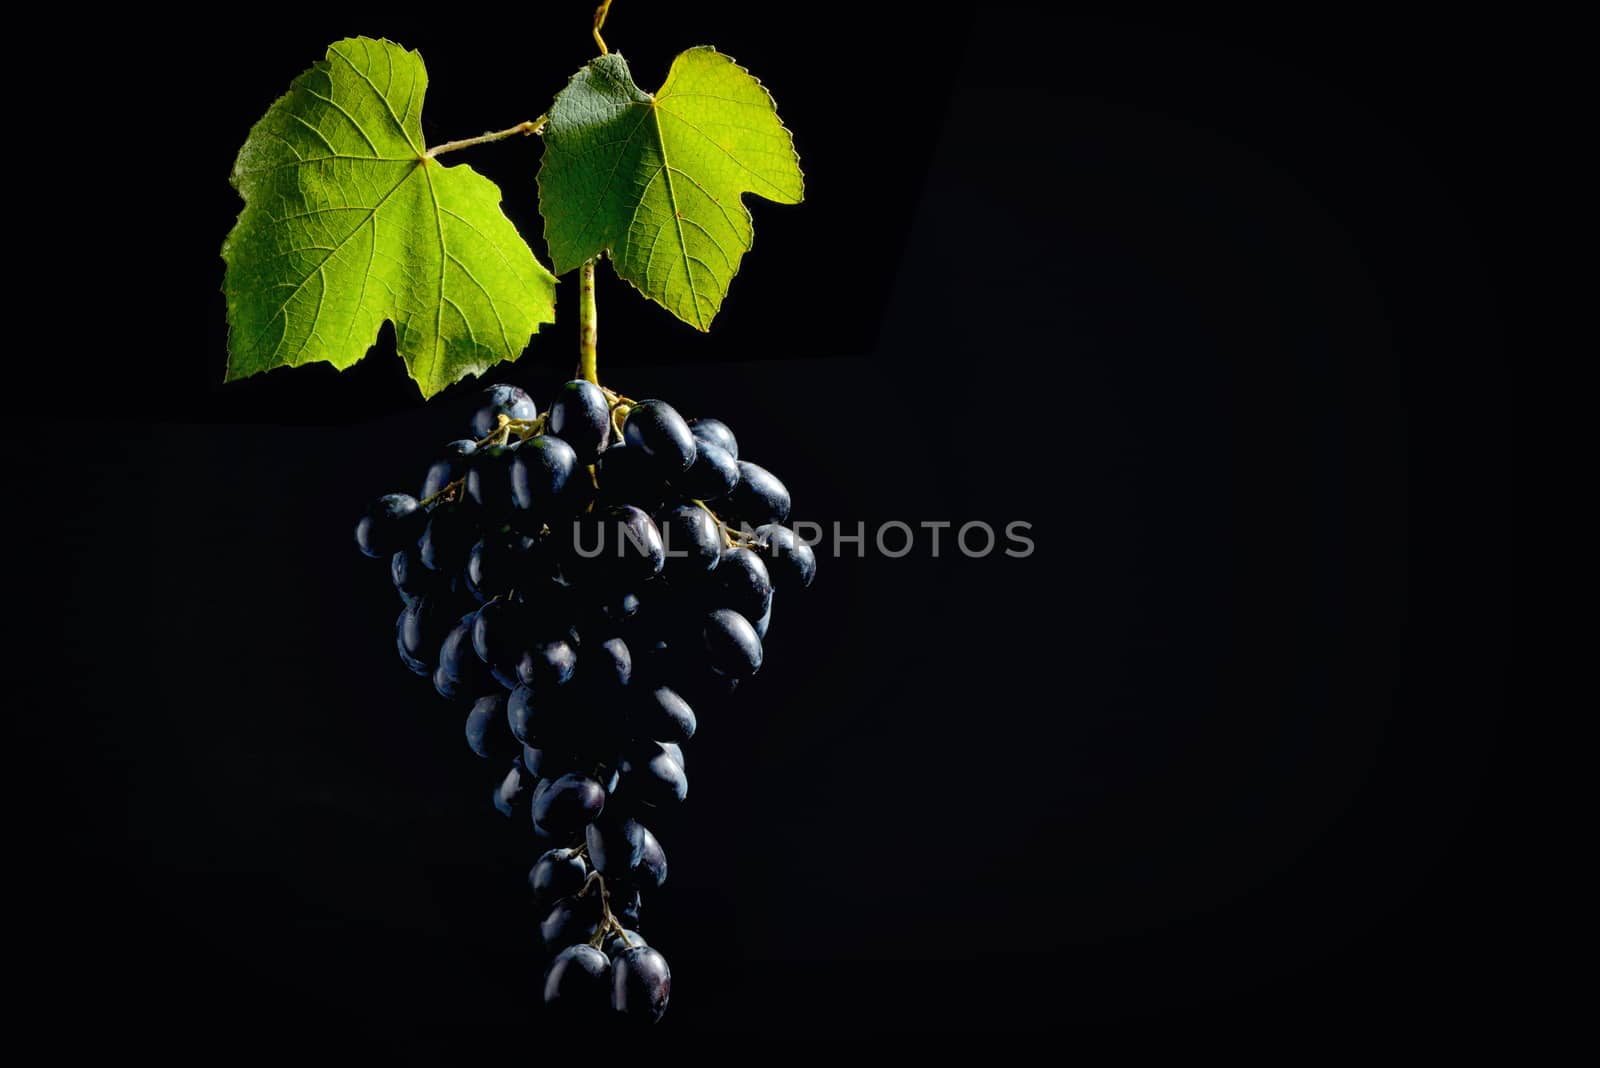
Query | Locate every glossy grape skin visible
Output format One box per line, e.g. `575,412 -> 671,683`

660,742 -> 685,774
576,637 -> 632,699
435,612 -> 491,701
531,772 -> 607,834
715,547 -> 773,623
390,549 -> 438,603
609,885 -> 643,928
703,608 -> 764,677
622,399 -> 696,473
754,593 -> 773,640
395,610 -> 431,676
671,440 -> 739,501
540,893 -> 603,951
421,439 -> 478,499
356,494 -> 425,558
547,380 -> 612,463
630,685 -> 697,743
464,537 -> 522,603
568,506 -> 665,589
725,461 -> 791,526
611,946 -> 671,1022
464,693 -> 515,760
469,384 -> 537,438
623,741 -> 689,808
688,417 -> 739,460
508,684 -> 572,745
604,929 -> 647,958
492,756 -> 532,818
516,639 -> 578,689
465,442 -> 519,520
543,944 -> 612,1014
655,504 -> 723,582
418,504 -> 478,572
471,597 -> 527,667
754,523 -> 817,590
399,594 -> 458,669
586,817 -> 668,889
511,435 -> 579,514
528,846 -> 589,903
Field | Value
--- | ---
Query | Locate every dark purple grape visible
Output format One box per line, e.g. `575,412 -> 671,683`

585,817 -> 668,889
622,400 -> 696,473
725,461 -> 790,527
543,944 -> 612,1015
567,506 -> 664,588
604,929 -> 647,958
390,549 -> 438,603
421,439 -> 477,499
703,608 -> 763,678
528,847 -> 589,903
622,741 -> 688,808
516,639 -> 578,689
531,772 -> 607,834
547,380 -> 612,464
714,547 -> 773,623
630,685 -> 696,743
492,756 -> 532,818
464,693 -> 515,760
656,504 -> 722,580
512,435 -> 579,514
611,946 -> 671,1022
688,417 -> 738,460
465,442 -> 518,519
395,610 -> 430,676
671,440 -> 739,501
754,593 -> 773,640
469,384 -> 537,438
435,611 -> 491,701
355,494 -> 425,558
540,893 -> 603,951
417,504 -> 478,572
399,593 -> 457,669
754,523 -> 816,590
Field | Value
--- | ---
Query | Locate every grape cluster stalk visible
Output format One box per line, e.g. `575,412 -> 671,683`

355,381 -> 815,1023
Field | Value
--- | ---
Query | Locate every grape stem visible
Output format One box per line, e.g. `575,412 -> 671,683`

419,478 -> 466,509
593,0 -> 614,55
425,116 -> 547,159
579,868 -> 634,951
477,412 -> 547,449
692,498 -> 758,549
578,259 -> 600,386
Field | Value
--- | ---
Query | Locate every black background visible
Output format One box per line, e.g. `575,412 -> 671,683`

15,2 -> 1518,1047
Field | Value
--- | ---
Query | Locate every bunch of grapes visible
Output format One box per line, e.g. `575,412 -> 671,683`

354,382 -> 815,1023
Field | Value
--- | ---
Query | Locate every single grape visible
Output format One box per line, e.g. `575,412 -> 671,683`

703,608 -> 763,677
604,929 -> 647,958
528,846 -> 589,904
420,439 -> 477,499
622,741 -> 689,808
469,384 -> 537,438
471,597 -> 527,667
754,593 -> 773,640
586,817 -> 668,889
547,380 -> 612,463
622,399 -> 696,473
530,772 -> 607,834
688,417 -> 739,460
725,461 -> 791,527
516,639 -> 578,689
399,593 -> 458,669
492,756 -> 532,818
659,742 -> 686,774
656,504 -> 722,580
355,494 -> 425,558
671,440 -> 739,501
543,944 -> 612,1015
511,435 -> 579,515
715,546 -> 773,623
395,610 -> 430,676
390,549 -> 438,604
567,506 -> 665,588
464,693 -> 515,760
540,892 -> 603,951
630,685 -> 697,744
417,503 -> 478,573
754,523 -> 816,590
465,442 -> 519,520
611,945 -> 671,1022
435,611 -> 491,701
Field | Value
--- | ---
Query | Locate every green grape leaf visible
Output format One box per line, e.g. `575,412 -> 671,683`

223,37 -> 557,398
538,47 -> 804,330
